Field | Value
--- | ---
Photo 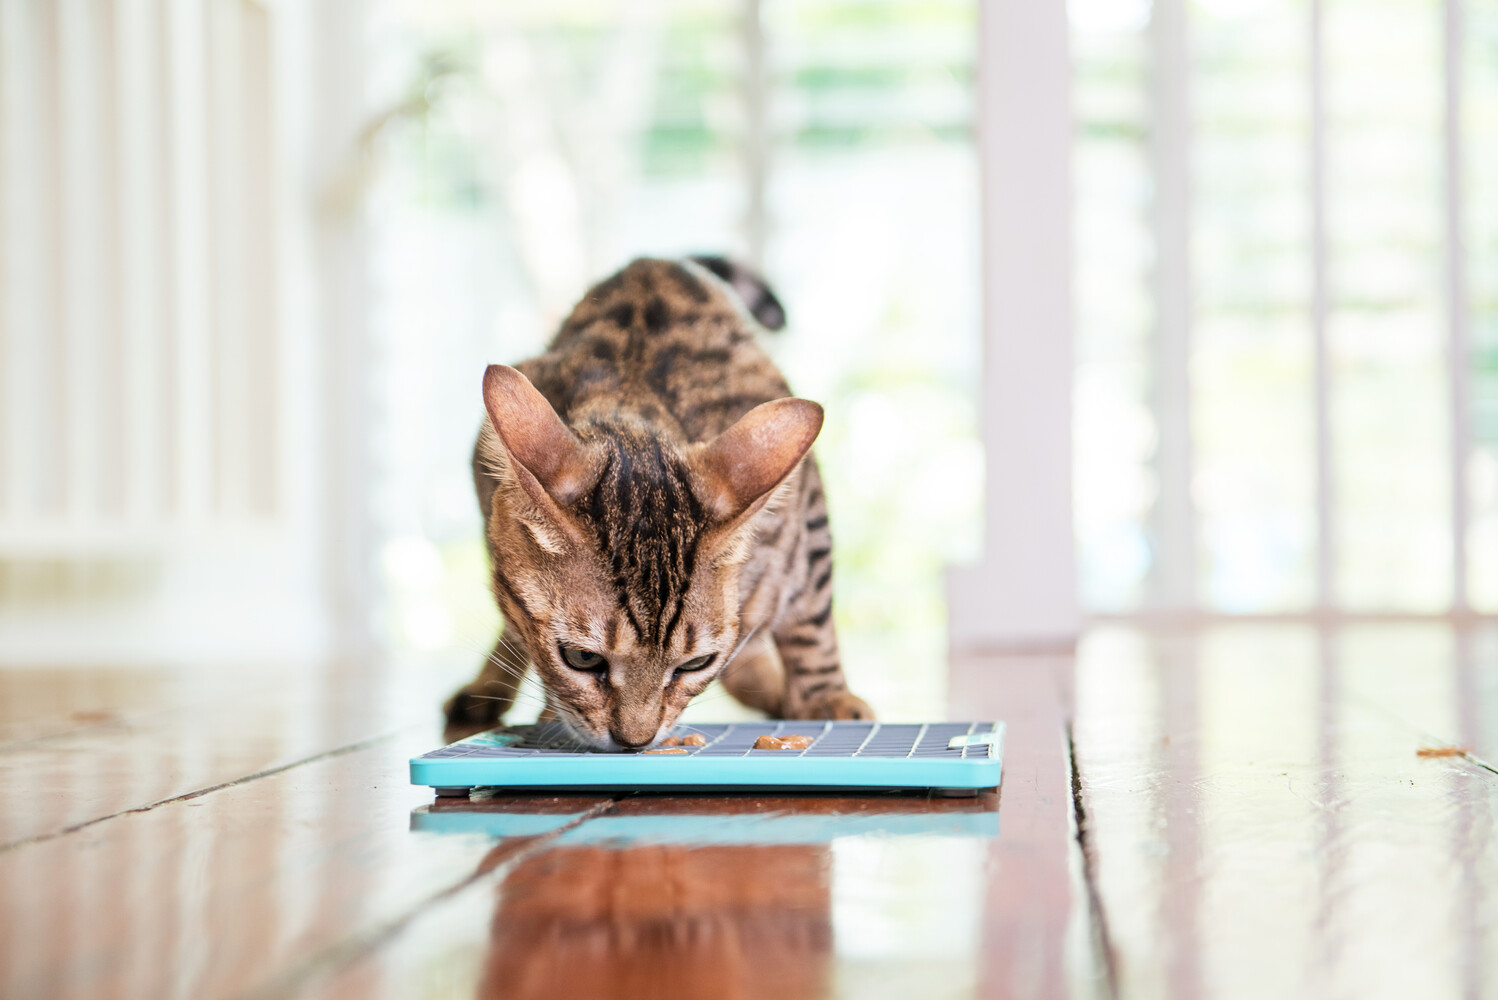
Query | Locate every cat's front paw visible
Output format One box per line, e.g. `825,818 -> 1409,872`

795,689 -> 874,721
443,682 -> 505,741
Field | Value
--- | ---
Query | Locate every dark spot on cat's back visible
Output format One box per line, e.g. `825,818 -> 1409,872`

561,362 -> 615,414
643,297 -> 669,334
606,303 -> 635,330
587,339 -> 616,363
646,344 -> 687,397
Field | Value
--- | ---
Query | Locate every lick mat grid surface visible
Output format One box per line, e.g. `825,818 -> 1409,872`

410,719 -> 1004,792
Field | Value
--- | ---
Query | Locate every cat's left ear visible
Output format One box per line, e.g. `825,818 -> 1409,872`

693,397 -> 823,524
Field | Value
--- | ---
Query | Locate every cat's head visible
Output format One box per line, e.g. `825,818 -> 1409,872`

478,364 -> 821,750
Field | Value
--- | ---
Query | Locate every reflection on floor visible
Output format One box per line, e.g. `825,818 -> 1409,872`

0,621 -> 1492,999
408,795 -> 996,1000
1073,622 -> 1498,1000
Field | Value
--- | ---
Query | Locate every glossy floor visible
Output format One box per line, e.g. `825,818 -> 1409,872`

1074,623 -> 1498,1000
1,622 -> 1493,999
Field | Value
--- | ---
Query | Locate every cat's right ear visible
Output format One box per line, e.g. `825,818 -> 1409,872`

482,365 -> 591,508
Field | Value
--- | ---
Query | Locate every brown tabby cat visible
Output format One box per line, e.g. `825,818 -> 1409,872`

445,257 -> 872,750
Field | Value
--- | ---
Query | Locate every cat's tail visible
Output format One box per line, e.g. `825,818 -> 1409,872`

689,255 -> 787,332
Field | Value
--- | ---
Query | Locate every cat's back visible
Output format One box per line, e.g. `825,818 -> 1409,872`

520,258 -> 792,443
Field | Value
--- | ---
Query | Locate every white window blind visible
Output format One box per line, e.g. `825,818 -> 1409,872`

0,0 -> 283,555
1073,0 -> 1498,618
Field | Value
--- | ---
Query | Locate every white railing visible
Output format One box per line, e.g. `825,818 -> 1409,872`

0,0 -> 282,556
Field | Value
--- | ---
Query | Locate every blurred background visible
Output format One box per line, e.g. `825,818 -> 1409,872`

0,0 -> 1492,718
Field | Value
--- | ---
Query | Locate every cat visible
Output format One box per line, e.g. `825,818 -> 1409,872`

444,257 -> 872,751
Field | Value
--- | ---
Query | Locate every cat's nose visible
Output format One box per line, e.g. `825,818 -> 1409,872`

609,705 -> 664,748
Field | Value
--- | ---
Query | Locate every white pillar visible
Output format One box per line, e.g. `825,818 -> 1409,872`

307,0 -> 380,658
947,0 -> 1077,651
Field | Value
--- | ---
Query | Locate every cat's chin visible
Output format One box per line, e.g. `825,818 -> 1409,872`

553,714 -> 673,753
551,714 -> 625,752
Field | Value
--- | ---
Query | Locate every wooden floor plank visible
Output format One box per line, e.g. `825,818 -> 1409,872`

0,667 -> 195,748
1073,623 -> 1498,1000
0,664 -> 448,847
0,723 -> 612,1000
950,649 -> 1102,1000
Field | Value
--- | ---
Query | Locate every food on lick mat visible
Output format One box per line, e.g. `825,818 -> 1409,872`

753,734 -> 814,750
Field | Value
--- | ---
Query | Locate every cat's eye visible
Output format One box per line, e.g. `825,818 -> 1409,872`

674,653 -> 716,675
560,646 -> 607,672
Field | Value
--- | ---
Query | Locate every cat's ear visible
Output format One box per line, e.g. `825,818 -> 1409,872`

482,365 -> 591,507
695,398 -> 824,522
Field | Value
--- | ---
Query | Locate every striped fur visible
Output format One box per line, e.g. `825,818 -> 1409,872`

446,258 -> 872,749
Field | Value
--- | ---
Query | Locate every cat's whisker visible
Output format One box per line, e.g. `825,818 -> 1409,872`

482,642 -> 533,680
677,690 -> 742,710
489,651 -> 519,672
546,703 -> 597,752
494,630 -> 528,657
489,640 -> 531,671
481,656 -> 529,685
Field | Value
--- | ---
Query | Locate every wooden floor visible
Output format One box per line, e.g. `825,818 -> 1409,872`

1,621 -> 1493,999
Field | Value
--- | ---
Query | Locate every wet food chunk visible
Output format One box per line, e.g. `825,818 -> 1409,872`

753,734 -> 814,750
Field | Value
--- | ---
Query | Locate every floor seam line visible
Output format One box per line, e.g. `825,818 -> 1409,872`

1068,720 -> 1121,1000
0,724 -> 423,854
0,718 -> 134,755
237,798 -> 620,1000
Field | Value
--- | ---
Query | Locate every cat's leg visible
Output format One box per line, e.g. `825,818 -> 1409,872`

720,631 -> 786,716
772,562 -> 873,721
443,630 -> 529,734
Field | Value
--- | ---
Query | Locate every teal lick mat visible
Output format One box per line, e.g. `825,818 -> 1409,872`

409,719 -> 1004,792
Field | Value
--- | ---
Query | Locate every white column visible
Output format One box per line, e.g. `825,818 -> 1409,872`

1150,0 -> 1196,611
1310,0 -> 1334,611
741,0 -> 768,270
947,0 -> 1077,650
308,0 -> 378,657
1442,0 -> 1471,613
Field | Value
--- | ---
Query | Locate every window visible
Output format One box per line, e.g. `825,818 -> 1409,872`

1072,0 -> 1496,617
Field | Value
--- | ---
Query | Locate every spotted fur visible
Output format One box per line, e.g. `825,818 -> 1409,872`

446,258 -> 872,749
